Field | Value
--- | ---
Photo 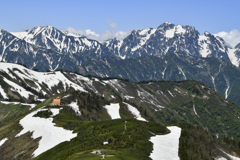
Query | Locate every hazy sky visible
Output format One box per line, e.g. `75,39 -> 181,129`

1,0 -> 240,47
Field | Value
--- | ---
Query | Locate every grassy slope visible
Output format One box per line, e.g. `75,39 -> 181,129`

34,104 -> 168,160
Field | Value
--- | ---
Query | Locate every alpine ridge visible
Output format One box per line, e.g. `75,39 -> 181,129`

75,53 -> 240,106
0,22 -> 239,73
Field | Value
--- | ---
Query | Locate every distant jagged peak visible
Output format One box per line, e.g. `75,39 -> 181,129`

30,25 -> 56,30
27,25 -> 63,36
235,43 -> 240,49
204,31 -> 211,36
158,22 -> 175,30
0,28 -> 10,34
156,22 -> 199,38
159,21 -> 174,26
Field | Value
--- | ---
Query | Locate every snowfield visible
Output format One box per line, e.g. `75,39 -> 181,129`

123,102 -> 147,121
16,108 -> 77,157
150,126 -> 181,160
103,103 -> 121,119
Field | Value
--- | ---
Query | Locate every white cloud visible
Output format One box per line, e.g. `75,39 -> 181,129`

214,29 -> 240,48
63,19 -> 131,42
107,19 -> 117,29
65,27 -> 100,40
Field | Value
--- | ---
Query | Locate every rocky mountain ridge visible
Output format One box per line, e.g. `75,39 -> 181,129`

75,53 -> 240,106
0,22 -> 239,72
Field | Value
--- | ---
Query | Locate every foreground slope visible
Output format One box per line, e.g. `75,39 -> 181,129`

0,80 -> 240,159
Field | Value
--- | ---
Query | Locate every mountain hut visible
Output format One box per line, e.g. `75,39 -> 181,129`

53,98 -> 61,106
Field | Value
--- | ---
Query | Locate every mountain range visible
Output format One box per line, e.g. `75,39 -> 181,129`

1,22 -> 240,105
0,22 -> 239,72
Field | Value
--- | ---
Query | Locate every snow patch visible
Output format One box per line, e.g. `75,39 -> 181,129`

199,35 -> 211,57
175,25 -> 186,34
168,90 -> 174,97
36,99 -> 46,102
68,101 -> 81,115
165,28 -> 175,38
150,126 -> 181,160
177,66 -> 186,80
111,95 -> 115,99
123,102 -> 147,121
0,138 -> 8,147
103,103 -> 120,119
103,141 -> 109,145
227,48 -> 239,67
62,94 -> 71,99
162,67 -> 167,79
193,104 -> 199,117
224,75 -> 230,99
124,95 -> 135,100
0,85 -> 8,99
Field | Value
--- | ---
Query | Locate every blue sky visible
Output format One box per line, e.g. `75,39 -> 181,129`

1,0 -> 240,47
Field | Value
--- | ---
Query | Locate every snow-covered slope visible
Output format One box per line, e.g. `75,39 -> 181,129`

0,62 -> 86,101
